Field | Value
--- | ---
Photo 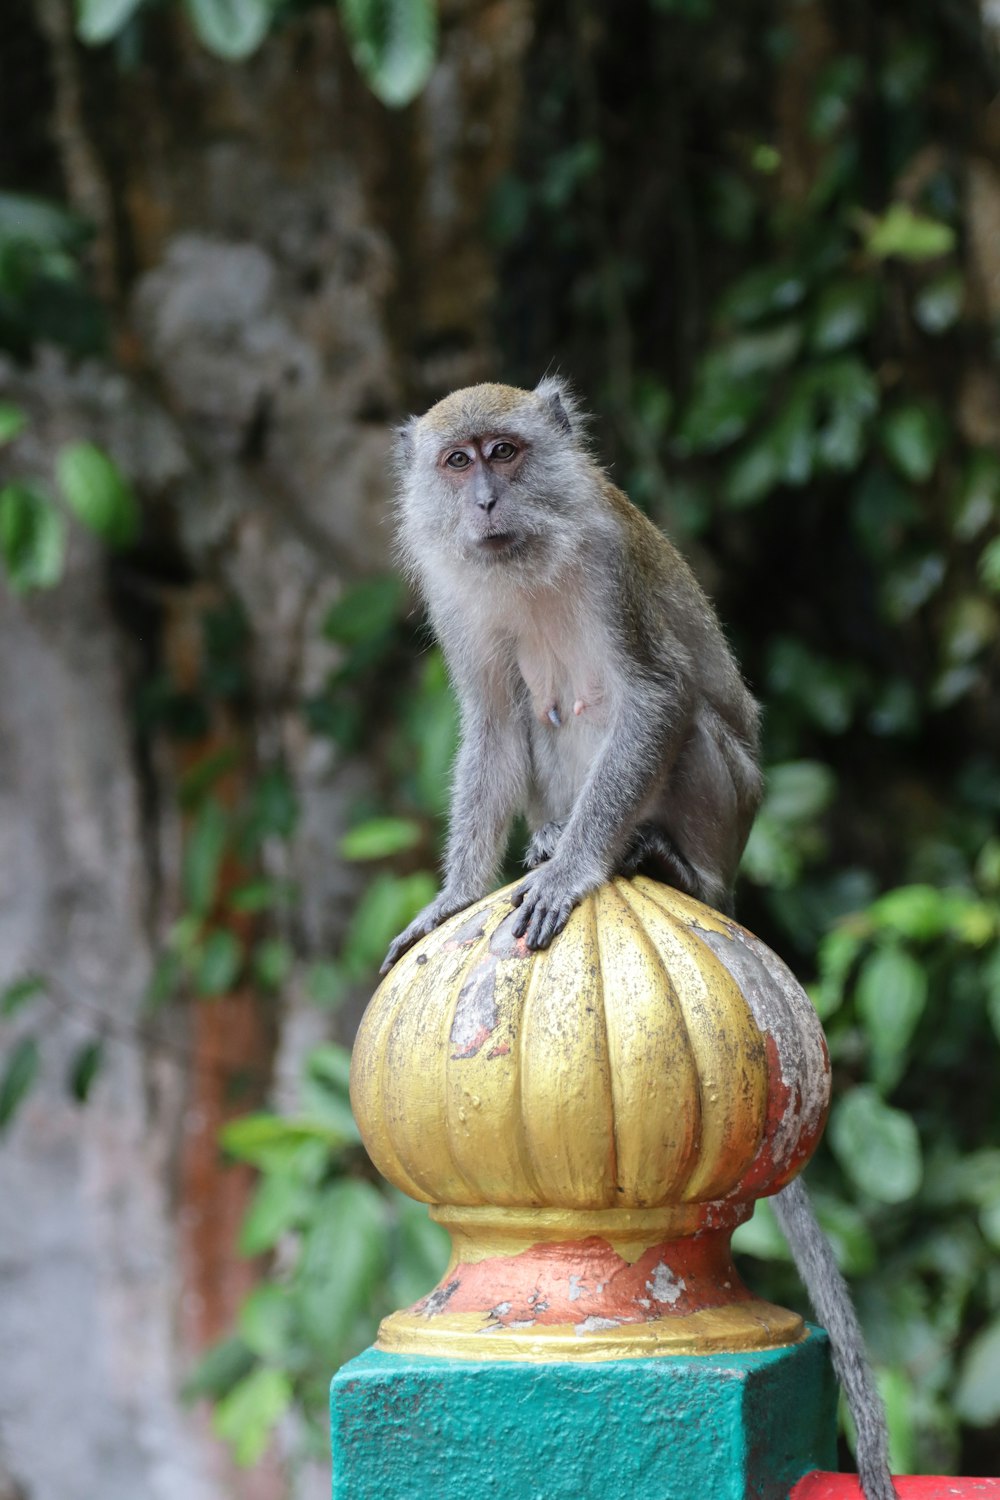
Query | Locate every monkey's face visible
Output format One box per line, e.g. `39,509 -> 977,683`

433,433 -> 531,560
397,380 -> 597,582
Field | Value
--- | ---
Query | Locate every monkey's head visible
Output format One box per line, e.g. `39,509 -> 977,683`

394,377 -> 602,586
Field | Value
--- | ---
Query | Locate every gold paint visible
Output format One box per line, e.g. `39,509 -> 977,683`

432,1203 -> 748,1265
375,1301 -> 806,1363
350,876 -> 830,1359
351,877 -> 774,1213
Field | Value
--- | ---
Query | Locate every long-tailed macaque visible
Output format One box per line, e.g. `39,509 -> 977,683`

380,377 -> 896,1500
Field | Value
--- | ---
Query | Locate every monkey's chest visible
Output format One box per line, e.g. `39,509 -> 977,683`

516,640 -> 609,815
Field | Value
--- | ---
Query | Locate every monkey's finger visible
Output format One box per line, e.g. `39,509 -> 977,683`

510,899 -> 534,939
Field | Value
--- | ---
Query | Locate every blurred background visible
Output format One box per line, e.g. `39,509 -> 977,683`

1,1 -> 999,1496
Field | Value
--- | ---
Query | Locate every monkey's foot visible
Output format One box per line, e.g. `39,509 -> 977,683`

617,823 -> 699,891
523,820 -> 567,870
509,861 -> 587,950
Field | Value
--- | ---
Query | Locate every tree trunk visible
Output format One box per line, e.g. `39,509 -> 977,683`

0,3 -> 531,1497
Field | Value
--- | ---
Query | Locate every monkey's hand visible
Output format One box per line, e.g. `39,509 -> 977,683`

379,892 -> 469,976
509,859 -> 596,951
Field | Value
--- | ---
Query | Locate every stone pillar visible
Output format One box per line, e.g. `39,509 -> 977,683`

335,876 -> 839,1499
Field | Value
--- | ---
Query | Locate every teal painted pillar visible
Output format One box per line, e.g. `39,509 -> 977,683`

331,1333 -> 838,1500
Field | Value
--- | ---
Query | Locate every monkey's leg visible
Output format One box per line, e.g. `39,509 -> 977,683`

511,685 -> 693,950
616,822 -> 700,891
380,707 -> 528,974
524,820 -> 566,869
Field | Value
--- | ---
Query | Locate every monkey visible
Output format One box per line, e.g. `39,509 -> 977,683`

379,377 -> 896,1500
382,375 -> 761,968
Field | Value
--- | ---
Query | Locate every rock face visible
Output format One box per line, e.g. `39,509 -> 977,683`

0,5 -> 530,1498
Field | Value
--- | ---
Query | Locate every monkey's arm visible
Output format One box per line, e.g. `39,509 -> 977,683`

511,663 -> 694,949
380,705 -> 528,974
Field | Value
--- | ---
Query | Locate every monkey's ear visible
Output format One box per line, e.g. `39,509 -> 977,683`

534,375 -> 575,437
394,417 -> 418,465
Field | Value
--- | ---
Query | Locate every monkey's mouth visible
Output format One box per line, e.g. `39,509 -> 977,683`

477,531 -> 519,555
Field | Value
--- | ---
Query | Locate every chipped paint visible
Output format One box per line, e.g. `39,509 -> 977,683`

647,1262 -> 685,1305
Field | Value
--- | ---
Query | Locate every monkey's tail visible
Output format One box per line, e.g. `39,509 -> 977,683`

771,1176 -> 899,1500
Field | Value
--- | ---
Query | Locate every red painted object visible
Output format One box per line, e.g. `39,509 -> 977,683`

792,1474 -> 1000,1498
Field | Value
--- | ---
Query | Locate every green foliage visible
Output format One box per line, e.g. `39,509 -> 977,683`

56,442 -> 140,547
72,0 -> 439,104
0,409 -> 141,593
186,1048 -> 448,1460
0,483 -> 66,593
339,0 -> 437,108
0,192 -> 105,357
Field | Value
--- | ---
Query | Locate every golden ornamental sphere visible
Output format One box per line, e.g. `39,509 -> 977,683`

350,876 -> 831,1360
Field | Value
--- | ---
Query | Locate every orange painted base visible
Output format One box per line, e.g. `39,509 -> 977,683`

376,1202 -> 805,1360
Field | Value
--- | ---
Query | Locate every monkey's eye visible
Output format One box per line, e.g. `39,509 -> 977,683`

490,441 -> 518,462
445,451 -> 472,470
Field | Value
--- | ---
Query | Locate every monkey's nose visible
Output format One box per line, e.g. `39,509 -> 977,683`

476,495 -> 498,513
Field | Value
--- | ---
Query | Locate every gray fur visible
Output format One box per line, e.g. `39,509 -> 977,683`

772,1179 -> 898,1500
380,377 -> 897,1500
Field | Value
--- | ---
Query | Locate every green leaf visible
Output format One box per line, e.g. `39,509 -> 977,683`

323,575 -> 406,645
195,929 -> 243,996
808,279 -> 876,353
953,449 -> 1000,540
855,945 -> 927,1090
182,1337 -> 256,1402
0,192 -> 90,252
76,0 -> 148,44
306,959 -> 347,1008
56,442 -> 139,546
955,1318 -> 1000,1426
183,798 -> 228,916
228,878 -> 296,913
182,0 -> 272,59
212,1366 -> 292,1466
339,816 -> 423,861
829,1087 -> 923,1204
980,537 -> 1000,595
179,746 -> 242,809
239,1173 -> 308,1255
387,1196 -> 450,1307
339,0 -> 437,108
763,761 -> 836,823
297,1180 -> 388,1353
0,483 -> 66,592
880,552 -> 946,623
719,263 -> 807,324
241,768 -> 298,847
67,1038 -> 105,1103
678,369 -> 765,454
0,1037 -> 40,1131
1,975 -> 46,1017
252,938 -> 292,991
723,437 -> 780,508
0,404 -> 26,446
222,1112 -> 355,1168
238,1286 -> 290,1361
880,402 -> 945,484
913,271 -> 964,334
862,203 -> 956,262
809,56 -> 864,141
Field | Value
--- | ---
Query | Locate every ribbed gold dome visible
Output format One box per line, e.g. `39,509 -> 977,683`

352,876 -> 828,1211
350,876 -> 830,1360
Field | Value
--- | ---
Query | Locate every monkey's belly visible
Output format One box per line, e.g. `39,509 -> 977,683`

528,715 -> 604,821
